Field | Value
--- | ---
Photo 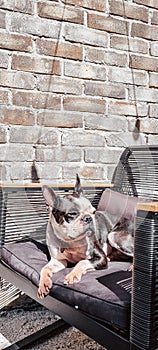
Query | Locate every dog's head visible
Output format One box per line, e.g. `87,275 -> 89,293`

42,174 -> 96,242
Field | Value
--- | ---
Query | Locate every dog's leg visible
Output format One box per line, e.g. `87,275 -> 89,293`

64,259 -> 95,285
38,258 -> 67,298
128,264 -> 133,271
64,240 -> 108,285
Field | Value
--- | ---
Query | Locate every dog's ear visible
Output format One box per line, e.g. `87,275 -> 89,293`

42,185 -> 57,208
73,174 -> 83,196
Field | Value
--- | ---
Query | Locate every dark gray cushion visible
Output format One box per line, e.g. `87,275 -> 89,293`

1,240 -> 50,286
1,239 -> 132,331
51,263 -> 132,330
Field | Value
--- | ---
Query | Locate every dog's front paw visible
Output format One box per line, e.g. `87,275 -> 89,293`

64,260 -> 93,285
64,262 -> 84,285
37,267 -> 53,299
128,264 -> 133,272
64,269 -> 82,285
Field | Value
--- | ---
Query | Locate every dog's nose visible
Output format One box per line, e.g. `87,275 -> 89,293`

82,215 -> 92,224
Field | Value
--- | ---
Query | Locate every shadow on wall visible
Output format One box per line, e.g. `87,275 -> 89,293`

133,119 -> 140,141
31,161 -> 40,183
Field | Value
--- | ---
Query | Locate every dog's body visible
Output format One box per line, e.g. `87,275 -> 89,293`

38,176 -> 133,298
38,176 -> 109,298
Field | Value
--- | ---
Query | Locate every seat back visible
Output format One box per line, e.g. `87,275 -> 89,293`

0,184 -> 105,308
0,185 -> 105,246
113,145 -> 158,199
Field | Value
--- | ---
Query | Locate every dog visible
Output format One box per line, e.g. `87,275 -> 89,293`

38,175 -> 109,298
38,175 -> 134,298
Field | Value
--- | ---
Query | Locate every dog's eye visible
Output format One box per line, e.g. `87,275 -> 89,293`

52,208 -> 65,224
65,211 -> 79,223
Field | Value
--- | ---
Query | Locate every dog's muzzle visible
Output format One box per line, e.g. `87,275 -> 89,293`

67,214 -> 95,240
82,215 -> 93,225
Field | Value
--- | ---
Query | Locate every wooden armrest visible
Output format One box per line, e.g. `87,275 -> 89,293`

0,182 -> 112,189
137,201 -> 158,212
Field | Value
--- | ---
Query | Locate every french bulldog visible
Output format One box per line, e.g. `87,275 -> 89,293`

38,175 -> 109,299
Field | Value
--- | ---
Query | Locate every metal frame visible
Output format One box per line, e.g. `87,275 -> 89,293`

1,145 -> 158,349
0,261 -> 130,350
4,319 -> 70,350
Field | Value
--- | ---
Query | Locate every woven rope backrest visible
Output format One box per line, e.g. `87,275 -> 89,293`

112,145 -> 158,199
0,186 -> 104,245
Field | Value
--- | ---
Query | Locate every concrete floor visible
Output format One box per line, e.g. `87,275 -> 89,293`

0,295 -> 105,350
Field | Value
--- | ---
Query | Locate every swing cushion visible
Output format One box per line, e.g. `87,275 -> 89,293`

1,239 -> 132,332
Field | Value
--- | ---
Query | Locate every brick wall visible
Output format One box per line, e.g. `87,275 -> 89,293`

0,0 -> 158,184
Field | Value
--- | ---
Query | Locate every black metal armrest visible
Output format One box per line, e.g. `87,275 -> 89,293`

130,202 -> 158,350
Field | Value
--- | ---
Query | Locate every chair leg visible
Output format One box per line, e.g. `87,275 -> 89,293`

4,319 -> 70,350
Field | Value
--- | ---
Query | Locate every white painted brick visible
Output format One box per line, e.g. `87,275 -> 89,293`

9,12 -> 61,38
62,131 -> 105,147
108,101 -> 148,116
150,42 -> 158,57
106,131 -> 146,147
65,61 -> 106,80
36,146 -> 82,162
37,76 -> 82,94
0,0 -> 158,184
64,23 -> 108,47
10,126 -> 61,145
85,147 -> 122,163
63,165 -> 105,180
84,114 -> 128,131
36,163 -> 62,180
149,73 -> 158,88
109,67 -> 148,86
149,104 -> 158,117
0,144 -> 34,161
129,87 -> 158,103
